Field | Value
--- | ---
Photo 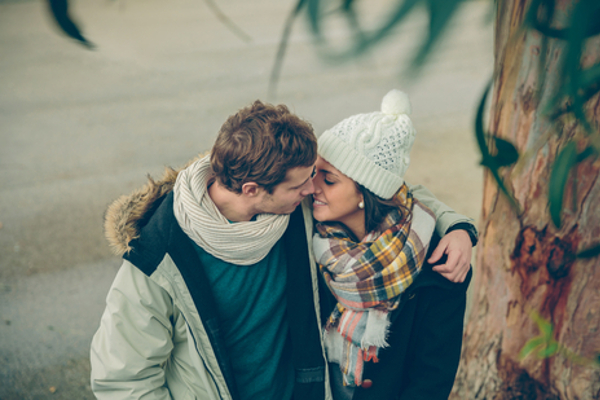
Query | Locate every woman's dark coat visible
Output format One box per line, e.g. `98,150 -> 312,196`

319,233 -> 472,400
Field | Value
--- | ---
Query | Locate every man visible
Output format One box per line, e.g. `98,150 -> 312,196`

90,100 -> 476,400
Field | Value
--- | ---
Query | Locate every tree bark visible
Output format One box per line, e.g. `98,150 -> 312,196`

451,1 -> 600,399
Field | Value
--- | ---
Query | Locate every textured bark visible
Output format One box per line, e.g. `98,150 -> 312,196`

451,1 -> 600,399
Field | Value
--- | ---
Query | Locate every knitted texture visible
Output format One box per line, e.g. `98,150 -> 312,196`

318,89 -> 416,199
173,155 -> 289,265
313,187 -> 437,386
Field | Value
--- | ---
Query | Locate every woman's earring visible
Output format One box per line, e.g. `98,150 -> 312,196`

358,201 -> 364,209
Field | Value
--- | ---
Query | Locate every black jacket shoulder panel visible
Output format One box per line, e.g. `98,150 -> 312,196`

123,192 -> 175,276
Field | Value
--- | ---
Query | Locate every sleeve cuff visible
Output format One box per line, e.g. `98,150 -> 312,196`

445,222 -> 478,247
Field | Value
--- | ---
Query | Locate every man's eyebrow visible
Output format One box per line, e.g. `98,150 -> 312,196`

291,166 -> 316,189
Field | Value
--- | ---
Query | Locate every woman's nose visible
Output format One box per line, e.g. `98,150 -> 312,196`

312,180 -> 322,194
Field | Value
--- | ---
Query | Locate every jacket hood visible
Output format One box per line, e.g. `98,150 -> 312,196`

104,156 -> 202,256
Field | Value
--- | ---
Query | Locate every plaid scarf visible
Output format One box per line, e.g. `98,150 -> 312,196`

313,187 -> 436,386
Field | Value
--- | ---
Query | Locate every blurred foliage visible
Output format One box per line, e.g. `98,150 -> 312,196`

279,0 -> 600,367
475,82 -> 522,214
47,0 -> 93,49
46,0 -> 600,371
45,0 -> 251,47
272,0 -> 600,243
520,310 -> 600,368
519,310 -> 559,361
199,0 -> 252,43
270,0 -> 468,93
523,0 -> 600,233
577,243 -> 600,258
46,0 -> 600,261
44,1 -> 600,221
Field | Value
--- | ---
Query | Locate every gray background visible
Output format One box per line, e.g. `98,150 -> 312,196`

0,0 -> 492,398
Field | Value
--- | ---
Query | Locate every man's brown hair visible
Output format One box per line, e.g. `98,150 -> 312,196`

211,100 -> 317,194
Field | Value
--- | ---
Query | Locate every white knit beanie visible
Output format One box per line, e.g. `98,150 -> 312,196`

318,89 -> 416,199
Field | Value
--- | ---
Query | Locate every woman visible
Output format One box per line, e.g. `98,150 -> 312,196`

312,90 -> 473,400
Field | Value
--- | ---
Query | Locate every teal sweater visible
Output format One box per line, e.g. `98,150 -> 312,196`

193,240 -> 294,400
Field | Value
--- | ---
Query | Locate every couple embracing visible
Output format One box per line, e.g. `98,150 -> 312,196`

91,89 -> 477,400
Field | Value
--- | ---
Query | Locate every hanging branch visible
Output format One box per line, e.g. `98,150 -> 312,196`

47,0 -> 94,49
46,0 -> 252,49
268,0 -> 307,99
202,0 -> 252,43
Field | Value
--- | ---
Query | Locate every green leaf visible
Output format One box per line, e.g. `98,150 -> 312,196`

48,0 -> 94,49
519,336 -> 546,360
304,0 -> 420,62
475,81 -> 521,213
577,243 -> 600,259
527,0 -> 600,38
577,0 -> 600,37
570,146 -> 596,213
307,0 -> 322,37
536,1 -> 600,133
537,341 -> 559,358
202,0 -> 252,43
577,146 -> 597,163
411,0 -> 464,70
523,0 -> 542,27
355,0 -> 420,55
491,136 -> 520,167
526,0 -> 569,39
342,3 -> 366,44
475,82 -> 492,159
269,0 -> 307,97
562,0 -> 599,134
531,310 -> 554,338
579,64 -> 600,90
549,141 -> 578,228
342,0 -> 354,10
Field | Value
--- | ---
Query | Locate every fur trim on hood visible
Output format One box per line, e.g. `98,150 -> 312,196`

104,156 -> 202,256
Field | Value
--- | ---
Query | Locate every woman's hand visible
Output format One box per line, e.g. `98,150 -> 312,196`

428,230 -> 472,282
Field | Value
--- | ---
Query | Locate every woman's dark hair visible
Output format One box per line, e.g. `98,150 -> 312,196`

358,183 -> 412,234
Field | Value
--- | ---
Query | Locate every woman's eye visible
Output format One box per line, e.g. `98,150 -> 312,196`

324,179 -> 334,185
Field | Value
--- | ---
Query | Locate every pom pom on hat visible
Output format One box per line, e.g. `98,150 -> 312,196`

381,89 -> 411,116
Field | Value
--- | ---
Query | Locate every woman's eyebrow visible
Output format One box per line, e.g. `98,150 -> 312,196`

319,168 -> 338,177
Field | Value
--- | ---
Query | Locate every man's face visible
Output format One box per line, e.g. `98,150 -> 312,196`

256,165 -> 316,215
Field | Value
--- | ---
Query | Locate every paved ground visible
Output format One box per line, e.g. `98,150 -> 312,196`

0,0 -> 493,398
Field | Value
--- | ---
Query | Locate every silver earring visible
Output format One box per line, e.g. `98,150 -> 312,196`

358,201 -> 364,209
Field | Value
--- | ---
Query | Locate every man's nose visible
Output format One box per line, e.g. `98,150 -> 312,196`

300,179 -> 315,196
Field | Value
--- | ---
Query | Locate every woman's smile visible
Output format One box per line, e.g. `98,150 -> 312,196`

313,197 -> 326,207
312,156 -> 365,239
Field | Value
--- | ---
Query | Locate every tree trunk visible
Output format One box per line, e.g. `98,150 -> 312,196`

451,1 -> 600,399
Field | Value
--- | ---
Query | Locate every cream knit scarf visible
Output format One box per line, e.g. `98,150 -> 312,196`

173,155 -> 290,265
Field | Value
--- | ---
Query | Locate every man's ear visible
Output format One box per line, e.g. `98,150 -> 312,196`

241,182 -> 261,197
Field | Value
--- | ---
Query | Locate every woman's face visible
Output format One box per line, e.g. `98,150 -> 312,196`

312,156 -> 365,238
